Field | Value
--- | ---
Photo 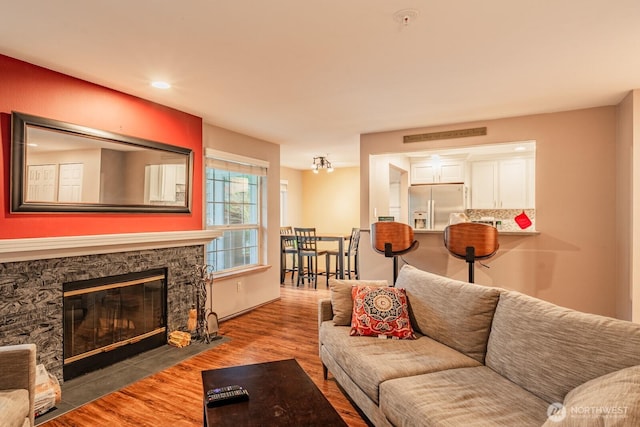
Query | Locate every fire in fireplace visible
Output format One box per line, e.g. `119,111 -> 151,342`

63,268 -> 167,380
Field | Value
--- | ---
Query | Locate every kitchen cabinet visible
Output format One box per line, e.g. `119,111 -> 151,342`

470,161 -> 497,208
147,164 -> 186,203
411,159 -> 465,184
470,157 -> 533,209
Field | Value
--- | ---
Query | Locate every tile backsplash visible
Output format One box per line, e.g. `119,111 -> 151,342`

466,209 -> 536,232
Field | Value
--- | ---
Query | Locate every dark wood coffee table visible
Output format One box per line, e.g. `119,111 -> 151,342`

202,359 -> 347,426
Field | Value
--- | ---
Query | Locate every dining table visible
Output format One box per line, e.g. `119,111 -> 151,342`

280,232 -> 350,280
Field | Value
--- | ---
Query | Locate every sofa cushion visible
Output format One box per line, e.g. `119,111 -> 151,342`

380,366 -> 549,427
394,264 -> 501,363
486,291 -> 640,404
320,321 -> 480,404
0,389 -> 29,427
541,365 -> 640,427
329,279 -> 388,326
350,286 -> 415,339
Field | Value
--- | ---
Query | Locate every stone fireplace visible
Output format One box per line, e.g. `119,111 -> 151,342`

0,230 -> 219,382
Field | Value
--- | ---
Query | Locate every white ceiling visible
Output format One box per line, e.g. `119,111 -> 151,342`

1,1 -> 639,170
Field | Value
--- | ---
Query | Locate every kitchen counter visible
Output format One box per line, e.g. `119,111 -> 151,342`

362,228 -> 539,236
413,229 -> 539,236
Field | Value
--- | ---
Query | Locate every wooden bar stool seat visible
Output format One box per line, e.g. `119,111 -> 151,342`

371,222 -> 419,284
443,222 -> 499,283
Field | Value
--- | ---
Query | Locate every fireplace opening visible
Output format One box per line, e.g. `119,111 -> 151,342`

63,268 -> 167,380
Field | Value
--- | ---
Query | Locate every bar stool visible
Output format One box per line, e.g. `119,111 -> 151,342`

371,222 -> 419,285
443,222 -> 499,283
294,227 -> 328,288
327,228 -> 361,279
280,226 -> 297,284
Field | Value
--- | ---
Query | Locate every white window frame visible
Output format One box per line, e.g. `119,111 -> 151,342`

204,149 -> 268,273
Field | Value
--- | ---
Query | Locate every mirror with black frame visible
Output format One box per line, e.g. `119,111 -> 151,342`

10,111 -> 193,213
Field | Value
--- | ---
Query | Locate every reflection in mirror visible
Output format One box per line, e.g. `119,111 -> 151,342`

11,112 -> 192,213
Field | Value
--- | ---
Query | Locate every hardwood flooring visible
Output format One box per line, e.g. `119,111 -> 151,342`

41,283 -> 369,427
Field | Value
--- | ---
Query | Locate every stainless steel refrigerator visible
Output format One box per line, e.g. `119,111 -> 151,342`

409,184 -> 466,230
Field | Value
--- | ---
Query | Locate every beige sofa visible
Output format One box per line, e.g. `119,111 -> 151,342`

319,265 -> 640,426
0,344 -> 36,427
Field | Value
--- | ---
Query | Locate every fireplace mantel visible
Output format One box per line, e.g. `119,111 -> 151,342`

0,230 -> 221,262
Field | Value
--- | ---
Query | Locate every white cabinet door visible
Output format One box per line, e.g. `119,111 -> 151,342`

470,161 -> 498,208
411,162 -> 438,184
526,157 -> 535,208
147,164 -> 180,202
161,165 -> 178,202
411,160 -> 464,184
147,165 -> 163,202
439,161 -> 465,183
498,158 -> 527,208
175,164 -> 186,185
470,157 -> 533,209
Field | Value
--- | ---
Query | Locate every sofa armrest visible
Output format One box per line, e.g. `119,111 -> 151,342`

0,343 -> 36,426
318,298 -> 334,327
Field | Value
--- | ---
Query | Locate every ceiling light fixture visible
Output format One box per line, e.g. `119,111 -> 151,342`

151,81 -> 171,89
311,156 -> 334,174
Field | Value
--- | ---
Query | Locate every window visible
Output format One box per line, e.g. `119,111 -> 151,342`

205,150 -> 268,272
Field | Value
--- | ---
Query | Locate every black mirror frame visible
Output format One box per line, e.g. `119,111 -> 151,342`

10,111 -> 193,213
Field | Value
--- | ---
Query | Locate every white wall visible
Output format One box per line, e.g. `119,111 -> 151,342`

300,167 -> 360,235
368,154 -> 410,223
280,167 -> 303,227
202,123 -> 281,319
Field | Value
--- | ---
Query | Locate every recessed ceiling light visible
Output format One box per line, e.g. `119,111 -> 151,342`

151,81 -> 171,89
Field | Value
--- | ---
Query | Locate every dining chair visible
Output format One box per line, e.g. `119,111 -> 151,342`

443,222 -> 499,283
327,228 -> 361,279
345,228 -> 361,279
294,227 -> 329,288
280,226 -> 297,284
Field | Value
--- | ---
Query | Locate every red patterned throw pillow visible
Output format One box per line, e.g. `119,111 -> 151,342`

350,286 -> 416,339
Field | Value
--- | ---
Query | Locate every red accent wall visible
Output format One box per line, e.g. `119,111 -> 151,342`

0,54 -> 203,238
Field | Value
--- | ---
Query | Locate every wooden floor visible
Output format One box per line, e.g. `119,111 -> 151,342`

41,283 -> 369,427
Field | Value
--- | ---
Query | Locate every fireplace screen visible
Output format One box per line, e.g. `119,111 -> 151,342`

63,268 -> 167,379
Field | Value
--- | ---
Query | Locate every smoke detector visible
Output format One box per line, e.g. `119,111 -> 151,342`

393,9 -> 419,27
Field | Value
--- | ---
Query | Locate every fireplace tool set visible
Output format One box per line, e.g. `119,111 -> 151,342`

192,264 -> 221,343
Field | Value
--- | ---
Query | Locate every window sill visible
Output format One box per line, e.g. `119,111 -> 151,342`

211,264 -> 271,281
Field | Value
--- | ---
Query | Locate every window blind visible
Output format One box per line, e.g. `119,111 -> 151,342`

205,148 -> 268,176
